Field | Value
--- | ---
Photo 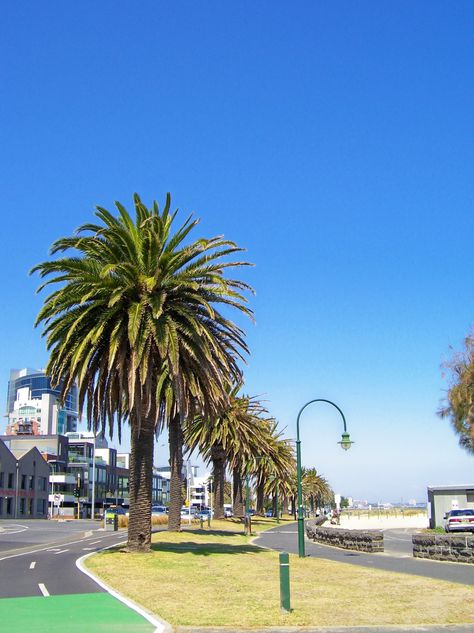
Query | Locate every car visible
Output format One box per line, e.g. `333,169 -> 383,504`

100,505 -> 126,520
197,509 -> 213,519
264,510 -> 273,517
152,505 -> 168,516
444,509 -> 474,533
224,508 -> 233,518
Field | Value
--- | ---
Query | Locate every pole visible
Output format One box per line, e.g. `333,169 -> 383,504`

14,461 -> 19,519
76,472 -> 80,520
276,486 -> 280,524
91,433 -> 96,520
187,460 -> 192,525
296,398 -> 352,558
279,551 -> 291,612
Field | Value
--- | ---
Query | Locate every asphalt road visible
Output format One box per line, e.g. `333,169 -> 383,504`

254,524 -> 474,586
0,519 -> 126,598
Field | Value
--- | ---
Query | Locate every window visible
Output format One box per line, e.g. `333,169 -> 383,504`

21,475 -> 26,490
7,473 -> 14,489
20,498 -> 26,514
37,499 -> 45,514
0,472 -> 4,487
6,498 -> 12,515
0,498 -> 3,515
28,499 -> 34,515
29,476 -> 35,490
38,477 -> 47,491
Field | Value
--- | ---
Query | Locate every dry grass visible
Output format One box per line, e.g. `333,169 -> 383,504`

86,517 -> 474,628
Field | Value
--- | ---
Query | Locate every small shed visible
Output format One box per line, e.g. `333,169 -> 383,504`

427,485 -> 474,528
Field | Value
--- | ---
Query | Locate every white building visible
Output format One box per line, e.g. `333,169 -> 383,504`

6,368 -> 78,436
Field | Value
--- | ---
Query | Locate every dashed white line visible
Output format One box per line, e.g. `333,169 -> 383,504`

54,549 -> 69,555
29,561 -> 36,569
38,583 -> 50,597
88,540 -> 102,544
82,547 -> 94,551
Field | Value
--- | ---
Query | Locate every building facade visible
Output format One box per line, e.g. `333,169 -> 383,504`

427,484 -> 474,528
0,439 -> 49,518
6,368 -> 78,436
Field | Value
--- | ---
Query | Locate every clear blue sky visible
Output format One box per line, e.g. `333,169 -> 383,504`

1,2 -> 473,502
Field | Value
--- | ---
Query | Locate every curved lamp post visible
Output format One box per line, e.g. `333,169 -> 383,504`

296,398 -> 353,557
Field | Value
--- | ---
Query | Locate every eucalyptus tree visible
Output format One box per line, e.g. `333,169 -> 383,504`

32,193 -> 252,549
439,333 -> 474,454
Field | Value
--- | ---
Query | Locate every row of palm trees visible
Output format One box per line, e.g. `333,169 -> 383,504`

32,194 -> 333,551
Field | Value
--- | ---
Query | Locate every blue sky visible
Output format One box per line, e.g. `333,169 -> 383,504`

1,2 -> 473,502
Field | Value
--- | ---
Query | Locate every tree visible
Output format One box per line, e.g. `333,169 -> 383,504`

32,193 -> 252,550
439,333 -> 474,454
185,385 -> 266,519
301,467 -> 333,512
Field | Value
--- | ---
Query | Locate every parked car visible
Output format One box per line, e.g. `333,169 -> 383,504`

100,505 -> 126,520
197,508 -> 213,519
152,505 -> 168,516
264,510 -> 273,517
224,507 -> 233,518
444,509 -> 474,533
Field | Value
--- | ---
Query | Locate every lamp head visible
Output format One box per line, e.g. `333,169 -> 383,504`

338,432 -> 353,451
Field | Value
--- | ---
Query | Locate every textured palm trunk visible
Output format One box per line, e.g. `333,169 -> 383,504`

211,444 -> 226,519
281,496 -> 289,516
127,422 -> 154,552
232,466 -> 244,518
168,413 -> 183,532
256,480 -> 265,515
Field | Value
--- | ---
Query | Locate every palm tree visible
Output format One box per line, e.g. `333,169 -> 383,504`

185,385 -> 266,519
439,333 -> 474,454
32,193 -> 252,550
301,467 -> 333,513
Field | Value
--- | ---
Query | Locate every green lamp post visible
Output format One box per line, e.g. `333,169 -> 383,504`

296,398 -> 353,558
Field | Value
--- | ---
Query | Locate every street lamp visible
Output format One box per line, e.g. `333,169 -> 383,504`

296,398 -> 353,558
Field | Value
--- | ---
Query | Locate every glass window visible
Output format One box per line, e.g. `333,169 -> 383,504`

6,498 -> 12,515
7,473 -> 14,489
0,472 -> 4,487
20,498 -> 26,514
21,475 -> 26,490
29,476 -> 35,490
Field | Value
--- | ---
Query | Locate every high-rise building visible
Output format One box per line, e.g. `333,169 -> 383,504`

5,368 -> 78,436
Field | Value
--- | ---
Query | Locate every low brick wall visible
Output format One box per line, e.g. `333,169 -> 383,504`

306,520 -> 384,553
413,533 -> 474,563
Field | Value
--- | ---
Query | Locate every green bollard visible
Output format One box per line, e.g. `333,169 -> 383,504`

207,514 -> 211,528
279,551 -> 291,612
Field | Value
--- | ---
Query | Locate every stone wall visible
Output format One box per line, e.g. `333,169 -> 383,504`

413,533 -> 474,563
306,520 -> 384,553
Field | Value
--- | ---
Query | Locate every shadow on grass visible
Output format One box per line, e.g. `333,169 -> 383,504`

150,540 -> 266,556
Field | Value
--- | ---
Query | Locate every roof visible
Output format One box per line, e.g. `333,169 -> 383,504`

427,484 -> 474,492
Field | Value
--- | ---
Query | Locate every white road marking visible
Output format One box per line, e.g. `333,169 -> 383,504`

38,583 -> 50,597
45,548 -> 61,552
54,549 -> 69,554
29,561 -> 36,569
88,540 -> 102,544
82,547 -> 94,551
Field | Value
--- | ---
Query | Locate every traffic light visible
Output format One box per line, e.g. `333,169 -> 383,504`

73,487 -> 80,498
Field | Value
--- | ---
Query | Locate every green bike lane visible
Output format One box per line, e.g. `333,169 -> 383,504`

0,593 -> 156,632
0,525 -> 161,632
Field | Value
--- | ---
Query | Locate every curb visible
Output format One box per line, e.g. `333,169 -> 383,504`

76,541 -> 173,633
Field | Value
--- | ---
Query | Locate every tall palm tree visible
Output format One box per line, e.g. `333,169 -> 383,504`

301,467 -> 333,512
185,385 -> 266,519
32,193 -> 252,550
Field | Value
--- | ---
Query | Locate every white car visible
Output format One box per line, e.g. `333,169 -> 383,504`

444,509 -> 474,533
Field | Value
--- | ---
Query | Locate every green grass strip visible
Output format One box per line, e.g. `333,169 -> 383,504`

0,592 -> 155,632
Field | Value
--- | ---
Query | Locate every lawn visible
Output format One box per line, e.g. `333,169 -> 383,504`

86,517 -> 474,628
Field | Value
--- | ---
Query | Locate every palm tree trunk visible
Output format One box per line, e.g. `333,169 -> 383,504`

256,480 -> 265,515
232,466 -> 244,518
281,496 -> 289,516
211,444 -> 226,519
127,421 -> 154,552
168,413 -> 183,531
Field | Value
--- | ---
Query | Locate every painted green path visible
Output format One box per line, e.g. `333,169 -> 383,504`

0,593 -> 156,632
